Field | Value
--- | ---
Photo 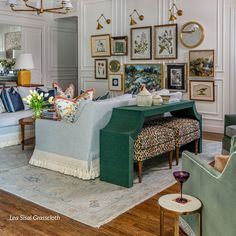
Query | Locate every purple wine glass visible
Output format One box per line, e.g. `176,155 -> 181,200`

173,171 -> 190,203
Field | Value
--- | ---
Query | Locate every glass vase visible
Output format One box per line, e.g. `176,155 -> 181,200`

33,108 -> 42,119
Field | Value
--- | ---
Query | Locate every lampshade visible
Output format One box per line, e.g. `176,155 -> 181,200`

15,53 -> 34,70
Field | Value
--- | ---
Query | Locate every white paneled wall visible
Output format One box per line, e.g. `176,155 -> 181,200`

77,0 -> 235,133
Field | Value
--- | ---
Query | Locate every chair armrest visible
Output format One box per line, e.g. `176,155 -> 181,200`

182,151 -> 220,178
224,114 -> 236,134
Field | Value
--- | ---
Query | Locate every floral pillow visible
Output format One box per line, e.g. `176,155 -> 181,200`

53,82 -> 75,99
54,88 -> 95,123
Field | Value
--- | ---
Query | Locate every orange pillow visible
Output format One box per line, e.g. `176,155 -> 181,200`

214,155 -> 229,173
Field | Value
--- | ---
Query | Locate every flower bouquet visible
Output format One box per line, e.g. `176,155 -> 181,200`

23,90 -> 54,119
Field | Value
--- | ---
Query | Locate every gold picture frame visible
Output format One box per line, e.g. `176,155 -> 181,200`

91,34 -> 111,57
108,74 -> 124,91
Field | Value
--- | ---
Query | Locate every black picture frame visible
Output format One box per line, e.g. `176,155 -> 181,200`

166,63 -> 187,92
94,59 -> 108,79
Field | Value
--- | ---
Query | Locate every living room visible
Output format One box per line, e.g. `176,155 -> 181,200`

0,0 -> 235,235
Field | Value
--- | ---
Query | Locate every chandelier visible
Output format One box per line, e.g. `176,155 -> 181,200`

7,0 -> 73,15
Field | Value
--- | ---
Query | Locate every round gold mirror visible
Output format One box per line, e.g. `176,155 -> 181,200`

180,22 -> 205,48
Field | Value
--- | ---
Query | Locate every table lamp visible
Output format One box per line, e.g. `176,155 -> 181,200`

15,53 -> 34,86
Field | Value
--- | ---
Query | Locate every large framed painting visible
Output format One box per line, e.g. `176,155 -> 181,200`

189,50 -> 214,77
166,63 -> 187,92
130,26 -> 152,60
109,74 -> 123,91
5,31 -> 21,59
154,24 -> 178,60
91,34 -> 111,57
111,36 -> 128,56
94,59 -> 108,79
189,80 -> 215,101
124,64 -> 163,94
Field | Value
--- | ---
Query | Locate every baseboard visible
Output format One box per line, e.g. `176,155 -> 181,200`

203,124 -> 224,134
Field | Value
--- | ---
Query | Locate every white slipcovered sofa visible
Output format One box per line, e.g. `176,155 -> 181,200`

29,95 -> 136,180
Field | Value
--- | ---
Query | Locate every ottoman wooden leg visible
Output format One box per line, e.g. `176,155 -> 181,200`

169,151 -> 173,169
138,161 -> 143,183
195,139 -> 199,155
176,147 -> 180,166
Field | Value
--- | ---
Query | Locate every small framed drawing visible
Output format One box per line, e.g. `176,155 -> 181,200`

189,80 -> 215,102
154,24 -> 178,60
130,26 -> 152,60
167,63 -> 187,92
108,74 -> 123,91
94,59 -> 108,79
91,34 -> 111,57
189,50 -> 214,77
111,36 -> 128,56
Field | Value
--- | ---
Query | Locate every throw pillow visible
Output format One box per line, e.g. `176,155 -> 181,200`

214,154 -> 229,173
1,87 -> 24,112
0,97 -> 6,113
54,88 -> 95,123
53,82 -> 75,99
36,87 -> 55,100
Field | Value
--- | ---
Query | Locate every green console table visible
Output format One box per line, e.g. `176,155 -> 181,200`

100,100 -> 202,188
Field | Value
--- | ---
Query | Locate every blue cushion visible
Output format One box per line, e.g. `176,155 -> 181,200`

1,87 -> 24,112
36,87 -> 55,101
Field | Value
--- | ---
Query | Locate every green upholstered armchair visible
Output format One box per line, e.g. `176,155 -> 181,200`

222,114 -> 236,153
181,136 -> 236,236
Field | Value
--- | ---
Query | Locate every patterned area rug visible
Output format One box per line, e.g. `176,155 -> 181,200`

0,140 -> 221,228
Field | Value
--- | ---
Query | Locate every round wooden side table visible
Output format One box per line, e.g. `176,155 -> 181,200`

158,194 -> 202,236
19,117 -> 35,150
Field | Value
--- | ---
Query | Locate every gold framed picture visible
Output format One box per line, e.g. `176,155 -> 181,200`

111,36 -> 128,56
189,50 -> 215,78
189,80 -> 215,102
108,74 -> 123,91
91,34 -> 111,57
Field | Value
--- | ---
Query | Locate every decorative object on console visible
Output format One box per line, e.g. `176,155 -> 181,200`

15,53 -> 34,86
108,74 -> 123,91
189,50 -> 214,77
54,88 -> 94,123
168,2 -> 183,22
180,21 -> 205,48
23,90 -> 54,119
95,59 -> 108,79
1,87 -> 24,112
160,95 -> 171,104
173,171 -> 190,204
130,26 -> 152,60
8,0 -> 73,15
109,59 -> 120,73
154,24 -> 177,60
111,36 -> 128,56
136,85 -> 152,107
166,63 -> 187,92
152,94 -> 163,105
189,80 -> 215,102
124,64 -> 163,94
91,34 -> 111,57
0,58 -> 16,74
96,14 -> 111,30
53,82 -> 75,99
129,9 -> 144,26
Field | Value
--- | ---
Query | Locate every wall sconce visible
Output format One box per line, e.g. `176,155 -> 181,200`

129,9 -> 144,26
169,3 -> 183,22
96,14 -> 111,30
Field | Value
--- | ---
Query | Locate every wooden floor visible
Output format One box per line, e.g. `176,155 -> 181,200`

0,132 -> 223,236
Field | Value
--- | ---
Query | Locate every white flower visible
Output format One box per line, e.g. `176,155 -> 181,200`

33,90 -> 37,94
29,90 -> 33,95
48,96 -> 54,104
28,95 -> 32,100
40,92 -> 44,97
23,98 -> 27,102
37,95 -> 41,100
44,93 -> 49,98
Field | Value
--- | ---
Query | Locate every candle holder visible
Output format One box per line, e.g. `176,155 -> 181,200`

173,171 -> 190,203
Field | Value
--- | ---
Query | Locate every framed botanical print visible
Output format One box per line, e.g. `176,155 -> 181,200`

154,24 -> 178,60
94,59 -> 108,79
189,50 -> 215,77
189,80 -> 215,101
111,36 -> 128,56
130,26 -> 152,60
167,63 -> 187,92
91,34 -> 111,57
124,64 -> 163,94
108,74 -> 123,91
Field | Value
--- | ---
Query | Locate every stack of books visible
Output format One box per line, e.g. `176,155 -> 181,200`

41,109 -> 57,120
0,81 -> 17,87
